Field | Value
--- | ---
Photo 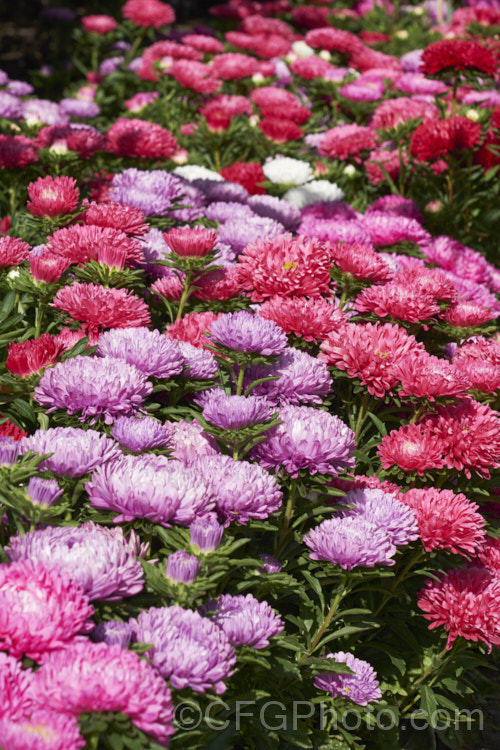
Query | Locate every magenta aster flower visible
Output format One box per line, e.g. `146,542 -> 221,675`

166,550 -> 200,583
251,405 -> 356,478
0,711 -> 84,750
0,652 -> 33,720
205,593 -> 284,649
97,327 -> 184,379
0,560 -> 93,662
86,453 -> 215,525
133,605 -> 236,694
201,389 -> 274,430
6,522 -> 146,601
209,310 -> 287,356
31,641 -> 174,743
304,516 -> 397,569
92,619 -> 135,649
178,340 -> 218,379
190,516 -> 224,553
25,477 -> 63,507
110,415 -> 172,453
34,355 -> 153,424
20,427 -> 121,478
168,419 -> 219,463
194,455 -> 283,524
0,438 -> 20,466
314,651 -> 382,706
338,488 -> 419,547
247,348 -> 332,405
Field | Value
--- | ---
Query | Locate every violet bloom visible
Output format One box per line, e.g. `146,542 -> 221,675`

193,179 -> 249,204
111,415 -> 172,453
205,593 -> 284,649
20,427 -> 121,477
6,522 -> 147,601
251,405 -> 356,478
92,619 -> 135,649
194,454 -> 283,525
304,516 -> 397,569
339,488 -> 419,547
99,56 -> 124,75
248,195 -> 301,233
0,92 -> 23,119
166,550 -> 200,584
209,310 -> 287,357
201,389 -> 274,430
0,438 -> 20,466
21,98 -> 69,126
132,605 -> 236,694
190,516 -> 224,553
59,98 -> 100,118
315,651 -> 382,706
178,341 -> 218,379
98,327 -> 184,379
218,216 -> 284,254
110,168 -> 186,216
247,348 -> 332,406
169,178 -> 207,223
205,202 -> 254,224
168,419 -> 219,464
86,454 -> 215,526
258,554 -> 282,574
7,80 -> 34,95
34,356 -> 153,425
25,477 -> 63,507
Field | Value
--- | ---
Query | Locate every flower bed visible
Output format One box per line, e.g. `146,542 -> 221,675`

0,1 -> 499,748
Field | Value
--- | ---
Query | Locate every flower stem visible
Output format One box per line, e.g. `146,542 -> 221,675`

400,643 -> 456,714
300,577 -> 349,660
235,365 -> 245,396
175,271 -> 193,321
277,478 -> 298,550
354,392 -> 370,441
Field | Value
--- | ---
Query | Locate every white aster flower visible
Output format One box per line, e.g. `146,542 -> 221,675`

263,157 -> 314,186
173,165 -> 224,182
283,180 -> 345,209
292,41 -> 316,58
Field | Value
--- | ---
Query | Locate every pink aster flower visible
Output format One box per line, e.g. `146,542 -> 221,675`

47,224 -> 144,265
355,283 -> 440,323
105,118 -> 178,161
0,237 -> 30,268
27,176 -> 79,218
0,651 -> 33,720
166,310 -> 220,349
474,536 -> 500,574
315,651 -> 382,706
393,265 -> 458,303
82,201 -> 148,236
32,641 -> 174,742
82,14 -> 117,34
399,488 -> 486,556
441,301 -> 496,329
371,98 -> 439,130
330,242 -> 393,283
358,212 -> 431,247
122,0 -> 175,28
169,59 -> 222,94
52,282 -> 151,332
0,560 -> 93,662
304,516 -> 397,569
0,711 -> 84,750
319,124 -> 376,161
164,225 -> 218,257
394,351 -> 469,401
205,593 -> 284,649
258,295 -> 346,343
378,423 -> 445,475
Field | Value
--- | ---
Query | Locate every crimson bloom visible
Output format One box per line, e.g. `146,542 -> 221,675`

164,226 -> 218,257
81,15 -> 117,34
410,117 -> 482,162
330,242 -> 393,284
220,161 -> 266,194
27,175 -> 79,218
0,237 -> 30,268
319,125 -> 376,161
105,118 -> 178,161
420,39 -> 497,78
0,135 -> 38,169
6,335 -> 62,378
122,0 -> 175,28
51,282 -> 151,332
258,118 -> 304,143
377,423 -> 445,475
259,296 -> 346,343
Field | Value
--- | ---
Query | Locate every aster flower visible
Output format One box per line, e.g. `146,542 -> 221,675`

378,423 -> 445,475
200,389 -> 274,430
247,195 -> 301,233
98,327 -> 184,379
454,357 -> 500,394
220,161 -> 266,195
259,118 -> 304,144
423,236 -> 492,287
175,341 -> 217,380
355,283 -> 440,324
371,98 -> 438,131
82,201 -> 148,236
6,522 -> 147,601
209,310 -> 288,357
0,711 -> 85,750
27,175 -> 79,218
21,99 -> 68,127
394,351 -> 469,401
52,282 -> 151,331
31,641 -> 174,742
399,488 -> 486,556
169,59 -> 222,95
0,651 -> 33,720
168,420 -> 219,463
0,135 -> 38,169
418,568 -> 500,651
166,550 -> 200,584
164,226 -> 218,257
47,224 -> 144,266
86,453 -> 215,525
192,264 -> 243,303
441,301 -> 496,329
206,202 -> 253,224
0,422 -> 26,442
263,157 -> 313,186
25,477 -> 63,507
0,237 -> 30,268
34,355 -> 152,425
319,124 -> 376,161
205,593 -> 284,649
166,310 -> 221,349
283,181 -> 345,210
111,415 -> 172,452
251,404 -> 355,478
125,91 -> 160,112
259,295 -> 346,343
20,426 -> 121,477
411,117 -> 482,162
369,196 -> 423,222
393,266 -> 458,303
339,488 -> 418,547
0,91 -> 23,119
60,98 -> 100,118
246,348 -> 333,406
82,14 -> 117,34
315,652 -> 382,706
123,0 -> 175,28
132,605 -> 236,693
92,619 -> 135,648
330,242 -> 393,284
193,179 -> 249,204
420,39 -> 497,78
358,212 -> 431,248
190,516 -> 224,553
1,439 -> 21,466
304,516 -> 397,569
6,334 -> 62,378
0,560 -> 93,661
238,233 -> 332,301
28,249 -> 70,283
109,168 -> 185,216
106,118 -> 178,161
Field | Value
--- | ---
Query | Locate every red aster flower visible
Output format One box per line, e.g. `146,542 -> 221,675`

319,125 -> 376,161
182,34 -> 225,55
27,176 -> 80,218
329,242 -> 393,284
400,488 -> 486,556
250,86 -> 300,109
454,338 -> 500,366
240,14 -> 294,39
258,118 -> 304,143
53,327 -> 100,352
164,226 -> 218,257
6,334 -> 63,378
259,295 -> 347,343
258,103 -> 312,125
0,216 -> 10,235
211,52 -> 269,81
319,322 -> 426,398
394,351 -> 469,401
355,283 -> 440,324
192,266 -> 243,302
238,233 -> 332,302
200,95 -> 251,120
418,568 -> 500,651
165,311 -> 221,349
52,282 -> 151,332
29,251 -> 70,283
81,14 -> 117,34
474,536 -> 500,574
170,60 -> 222,95
420,39 -> 497,78
122,0 -> 175,28
441,301 -> 496,329
220,161 -> 266,195
138,40 -> 202,82
47,224 -> 144,266
360,31 -> 391,45
329,473 -> 402,496
0,135 -> 38,169
35,125 -> 105,159
0,420 -> 27,440
82,202 -> 148,236
204,109 -> 232,132
105,118 -> 178,161
410,117 -> 482,161
0,237 -> 30,268
377,422 -> 445,475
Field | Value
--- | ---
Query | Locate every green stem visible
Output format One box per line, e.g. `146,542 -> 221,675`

300,577 -> 349,661
400,644 -> 454,714
236,365 -> 245,397
34,301 -> 45,338
371,549 -> 424,619
451,77 -> 459,117
398,142 -> 406,198
408,402 -> 427,425
354,392 -> 370,441
277,479 -> 298,550
175,271 -> 194,321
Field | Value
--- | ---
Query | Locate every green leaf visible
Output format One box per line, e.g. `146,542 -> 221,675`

420,686 -> 438,725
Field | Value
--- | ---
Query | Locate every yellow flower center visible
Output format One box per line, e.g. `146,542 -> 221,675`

283,261 -> 298,273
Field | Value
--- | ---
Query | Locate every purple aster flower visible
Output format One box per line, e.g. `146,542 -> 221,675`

194,455 -> 283,525
251,405 -> 356,478
258,553 -> 282,574
248,194 -> 301,233
299,217 -> 370,244
209,310 -> 287,357
304,516 -> 397,569
20,427 -> 121,478
314,651 -> 382,706
339,488 -> 418,547
110,169 -> 186,217
169,178 -> 206,223
25,477 -> 63,507
205,202 -> 254,224
98,327 -> 184,379
168,420 -> 219,464
99,56 -> 124,75
166,550 -> 200,584
178,341 -> 218,379
7,80 -> 34,95
132,605 -> 236,694
59,98 -> 101,118
6,522 -> 147,601
213,241 -> 236,265
193,179 -> 249,204
34,356 -> 153,425
201,389 -> 274,430
110,415 -> 172,453
0,438 -> 20,466
0,70 -> 9,86
190,516 -> 224,553
247,348 -> 332,406
400,49 -> 423,72
218,216 -> 284,254
0,710 -> 84,750
204,593 -> 284,649
358,212 -> 430,248
21,98 -> 69,126
0,92 -> 23,119
442,270 -> 500,313
92,619 -> 135,649
368,195 -> 423,222
86,454 -> 215,526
